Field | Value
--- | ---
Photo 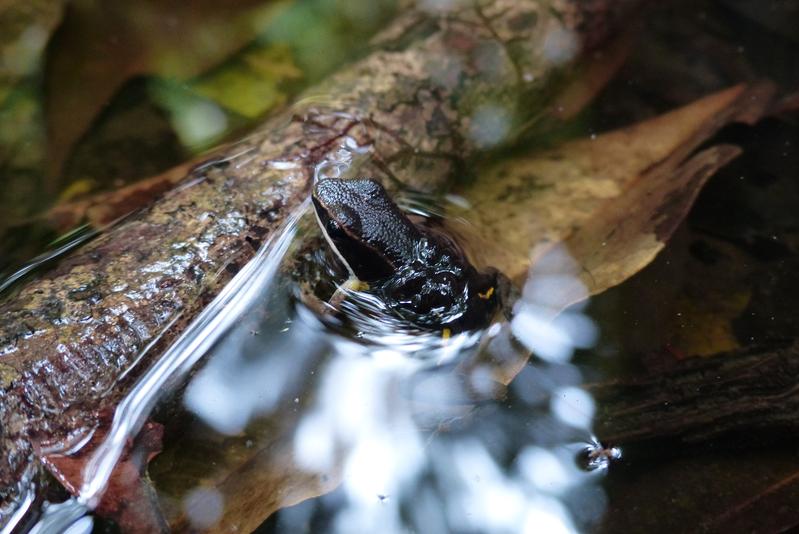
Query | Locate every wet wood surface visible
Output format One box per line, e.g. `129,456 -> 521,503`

593,341 -> 799,448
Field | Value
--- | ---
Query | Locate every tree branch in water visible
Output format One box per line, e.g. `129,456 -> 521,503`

592,341 -> 799,448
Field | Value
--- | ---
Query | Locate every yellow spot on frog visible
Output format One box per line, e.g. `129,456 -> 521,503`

329,277 -> 370,307
344,278 -> 370,292
442,328 -> 451,340
478,286 -> 494,300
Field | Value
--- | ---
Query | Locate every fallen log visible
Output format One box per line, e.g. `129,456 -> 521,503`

592,340 -> 799,448
0,0 -> 639,524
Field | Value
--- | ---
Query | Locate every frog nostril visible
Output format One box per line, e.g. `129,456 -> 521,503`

362,179 -> 384,198
326,218 -> 342,236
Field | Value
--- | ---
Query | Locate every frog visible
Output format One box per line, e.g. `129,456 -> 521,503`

311,177 -> 504,332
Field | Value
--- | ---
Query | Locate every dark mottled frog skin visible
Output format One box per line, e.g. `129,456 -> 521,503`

312,178 -> 501,331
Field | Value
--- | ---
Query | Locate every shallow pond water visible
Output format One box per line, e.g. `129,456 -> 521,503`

20,129 -> 609,533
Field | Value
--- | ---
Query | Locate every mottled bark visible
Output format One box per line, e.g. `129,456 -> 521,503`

592,341 -> 799,448
0,0 -> 639,521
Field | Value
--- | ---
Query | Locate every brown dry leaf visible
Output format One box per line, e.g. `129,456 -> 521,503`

553,143 -> 741,301
456,82 -> 774,291
44,0 -> 284,185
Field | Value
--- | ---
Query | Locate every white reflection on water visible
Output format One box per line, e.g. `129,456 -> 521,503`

517,446 -> 575,495
469,103 -> 512,148
543,24 -> 579,66
182,487 -> 224,530
512,245 -> 598,364
266,244 -> 611,533
551,386 -> 596,430
183,307 -> 320,435
295,346 -> 426,510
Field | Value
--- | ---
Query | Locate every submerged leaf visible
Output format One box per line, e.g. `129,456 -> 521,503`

451,83 -> 775,383
152,410 -> 339,534
40,421 -> 166,533
455,83 -> 775,293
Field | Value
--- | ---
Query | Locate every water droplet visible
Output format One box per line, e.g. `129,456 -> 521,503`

576,437 -> 622,472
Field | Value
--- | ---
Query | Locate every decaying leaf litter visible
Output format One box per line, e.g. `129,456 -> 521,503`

0,0 -> 797,531
452,82 -> 776,385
